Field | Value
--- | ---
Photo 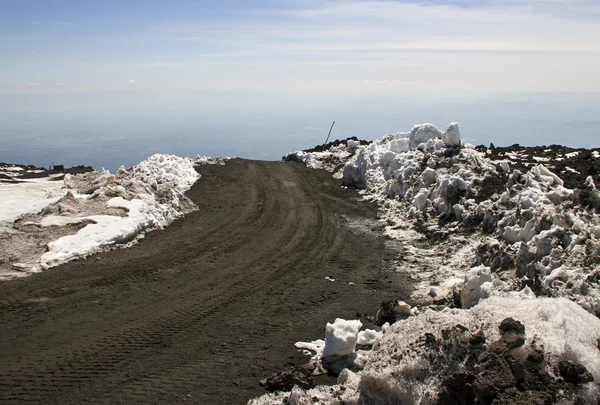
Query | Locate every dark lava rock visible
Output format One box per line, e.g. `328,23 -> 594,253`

473,351 -> 516,404
493,387 -> 552,405
434,318 -> 586,405
301,137 -> 371,153
499,318 -> 525,335
498,318 -> 526,349
525,348 -> 545,366
558,360 -> 594,385
261,365 -> 315,392
437,372 -> 476,405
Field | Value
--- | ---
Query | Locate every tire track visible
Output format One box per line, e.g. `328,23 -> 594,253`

0,159 -> 406,405
0,163 -> 270,306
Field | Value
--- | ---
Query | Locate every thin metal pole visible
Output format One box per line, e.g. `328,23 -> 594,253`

321,121 -> 336,151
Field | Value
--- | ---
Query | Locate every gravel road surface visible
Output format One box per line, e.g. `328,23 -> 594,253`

0,159 -> 408,404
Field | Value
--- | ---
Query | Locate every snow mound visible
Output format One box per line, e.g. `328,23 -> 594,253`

1,154 -> 200,279
283,139 -> 363,179
250,297 -> 600,404
0,178 -> 65,222
286,122 -> 600,317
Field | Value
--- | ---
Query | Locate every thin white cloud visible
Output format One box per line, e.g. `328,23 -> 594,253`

9,0 -> 600,94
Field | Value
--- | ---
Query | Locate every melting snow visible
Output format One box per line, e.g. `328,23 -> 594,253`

254,122 -> 600,404
0,154 -> 200,279
0,178 -> 65,222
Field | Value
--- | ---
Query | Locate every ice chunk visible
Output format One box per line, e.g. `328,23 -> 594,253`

442,122 -> 461,147
461,265 -> 493,308
322,318 -> 363,357
357,329 -> 383,345
409,124 -> 442,149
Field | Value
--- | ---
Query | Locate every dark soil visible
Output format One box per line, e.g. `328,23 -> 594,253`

301,137 -> 371,153
0,159 -> 408,405
475,144 -> 600,190
436,318 -> 591,405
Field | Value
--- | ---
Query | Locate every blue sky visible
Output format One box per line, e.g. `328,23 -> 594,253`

2,0 -> 600,94
1,1 -> 600,169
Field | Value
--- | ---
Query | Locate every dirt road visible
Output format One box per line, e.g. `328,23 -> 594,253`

0,159 -> 408,404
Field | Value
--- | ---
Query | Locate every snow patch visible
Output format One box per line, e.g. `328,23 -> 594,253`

1,154 -> 200,279
0,178 -> 65,222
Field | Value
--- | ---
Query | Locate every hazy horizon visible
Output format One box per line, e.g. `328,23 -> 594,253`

2,0 -> 600,171
1,89 -> 599,172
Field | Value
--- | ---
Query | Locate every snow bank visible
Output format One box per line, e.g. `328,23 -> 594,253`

250,296 -> 600,404
1,154 -> 200,278
39,154 -> 199,270
334,123 -> 600,316
0,178 -> 65,222
283,140 -> 362,179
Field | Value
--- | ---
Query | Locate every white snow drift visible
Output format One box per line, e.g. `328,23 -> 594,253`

254,122 -> 600,404
292,122 -> 600,317
0,154 -> 200,279
0,178 -> 65,222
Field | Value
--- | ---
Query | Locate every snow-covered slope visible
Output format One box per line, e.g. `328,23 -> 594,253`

0,177 -> 65,222
255,123 -> 600,404
0,154 -> 201,279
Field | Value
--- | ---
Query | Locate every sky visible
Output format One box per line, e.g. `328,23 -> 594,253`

1,0 -> 600,170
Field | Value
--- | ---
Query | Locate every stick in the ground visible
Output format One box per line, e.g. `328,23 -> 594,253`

321,121 -> 336,151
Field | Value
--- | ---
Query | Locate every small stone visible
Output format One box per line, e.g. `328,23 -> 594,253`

558,360 -> 594,384
499,318 -> 525,335
526,349 -> 544,365
393,300 -> 412,316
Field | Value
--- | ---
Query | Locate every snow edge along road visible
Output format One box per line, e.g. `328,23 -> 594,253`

0,153 -> 211,279
250,122 -> 600,404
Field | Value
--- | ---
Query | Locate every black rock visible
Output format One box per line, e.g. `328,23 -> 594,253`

558,360 -> 594,385
499,317 -> 525,335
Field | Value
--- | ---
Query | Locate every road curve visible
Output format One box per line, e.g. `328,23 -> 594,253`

0,159 -> 408,404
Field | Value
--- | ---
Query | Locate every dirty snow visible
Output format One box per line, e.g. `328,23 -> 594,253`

252,297 -> 600,404
0,178 -> 65,222
255,122 -> 600,404
0,154 -> 200,279
283,140 -> 362,179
